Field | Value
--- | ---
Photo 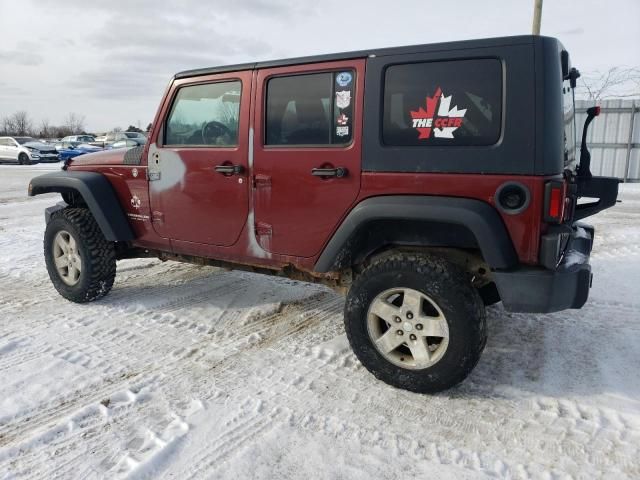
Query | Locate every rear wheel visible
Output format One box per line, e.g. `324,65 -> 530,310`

44,208 -> 116,303
18,153 -> 30,165
344,253 -> 486,393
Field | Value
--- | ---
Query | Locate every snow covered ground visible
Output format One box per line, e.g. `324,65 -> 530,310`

1,164 -> 639,479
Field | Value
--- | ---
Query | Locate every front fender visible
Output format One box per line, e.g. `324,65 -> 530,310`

28,170 -> 135,242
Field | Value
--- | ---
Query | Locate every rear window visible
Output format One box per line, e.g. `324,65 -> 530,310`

382,59 -> 502,146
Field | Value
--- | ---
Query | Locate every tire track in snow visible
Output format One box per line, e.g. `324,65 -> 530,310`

172,302 -> 640,480
0,278 -> 331,468
3,176 -> 640,479
179,399 -> 281,480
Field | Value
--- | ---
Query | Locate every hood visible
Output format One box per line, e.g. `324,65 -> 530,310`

23,142 -> 52,150
68,148 -> 128,166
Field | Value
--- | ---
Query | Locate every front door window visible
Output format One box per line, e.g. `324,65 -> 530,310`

165,81 -> 241,147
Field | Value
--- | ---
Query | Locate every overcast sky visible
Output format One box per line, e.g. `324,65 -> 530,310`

0,0 -> 638,133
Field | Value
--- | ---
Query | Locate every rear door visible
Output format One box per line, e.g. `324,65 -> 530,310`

148,71 -> 252,246
253,60 -> 364,257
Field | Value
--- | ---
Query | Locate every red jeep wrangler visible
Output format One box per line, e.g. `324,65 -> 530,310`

29,35 -> 618,393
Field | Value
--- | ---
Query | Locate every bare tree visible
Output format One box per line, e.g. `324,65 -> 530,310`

11,111 -> 33,136
577,66 -> 640,101
112,126 -> 123,132
52,125 -> 72,138
39,119 -> 51,138
1,116 -> 14,135
64,113 -> 86,134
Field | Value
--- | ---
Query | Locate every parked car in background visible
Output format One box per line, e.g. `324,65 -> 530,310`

91,132 -> 147,148
61,135 -> 96,143
53,141 -> 102,161
106,138 -> 146,149
0,136 -> 59,164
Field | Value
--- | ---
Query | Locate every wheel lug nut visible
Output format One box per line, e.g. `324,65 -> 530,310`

416,324 -> 423,330
410,334 -> 416,341
406,312 -> 413,319
396,330 -> 404,336
393,316 -> 401,323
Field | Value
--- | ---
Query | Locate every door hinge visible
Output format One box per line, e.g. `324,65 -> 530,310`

253,174 -> 271,188
151,211 -> 164,225
255,222 -> 272,236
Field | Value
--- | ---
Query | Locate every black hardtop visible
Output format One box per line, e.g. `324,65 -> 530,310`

174,35 -> 541,79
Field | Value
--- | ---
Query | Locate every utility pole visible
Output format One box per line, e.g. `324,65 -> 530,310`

532,0 -> 543,35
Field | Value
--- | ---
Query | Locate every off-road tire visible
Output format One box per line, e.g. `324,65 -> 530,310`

344,253 -> 487,393
44,208 -> 116,303
18,153 -> 30,165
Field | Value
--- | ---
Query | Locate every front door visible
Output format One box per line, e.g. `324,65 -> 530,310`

252,60 -> 364,258
149,71 -> 251,246
0,139 -> 8,160
3,139 -> 20,161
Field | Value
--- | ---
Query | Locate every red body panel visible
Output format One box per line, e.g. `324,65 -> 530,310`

252,60 -> 365,257
68,58 -> 546,271
71,163 -> 170,251
357,173 -> 545,265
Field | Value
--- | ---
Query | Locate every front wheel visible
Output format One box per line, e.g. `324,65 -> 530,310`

344,253 -> 487,393
44,208 -> 116,303
18,153 -> 31,165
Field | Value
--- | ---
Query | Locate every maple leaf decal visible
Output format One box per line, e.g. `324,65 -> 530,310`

410,87 -> 467,140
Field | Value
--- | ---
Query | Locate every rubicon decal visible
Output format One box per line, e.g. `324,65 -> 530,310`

410,87 -> 467,139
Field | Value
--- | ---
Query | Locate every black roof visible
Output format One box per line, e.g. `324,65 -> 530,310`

174,35 -> 540,79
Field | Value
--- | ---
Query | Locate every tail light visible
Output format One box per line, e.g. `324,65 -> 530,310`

544,180 -> 566,223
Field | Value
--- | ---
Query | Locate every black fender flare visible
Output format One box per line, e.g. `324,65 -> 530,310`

314,195 -> 518,272
28,170 -> 135,241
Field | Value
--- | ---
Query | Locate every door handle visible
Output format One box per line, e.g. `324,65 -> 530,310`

215,164 -> 244,175
311,167 -> 348,178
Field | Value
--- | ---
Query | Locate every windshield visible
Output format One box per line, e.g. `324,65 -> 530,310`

124,132 -> 144,139
15,137 -> 36,144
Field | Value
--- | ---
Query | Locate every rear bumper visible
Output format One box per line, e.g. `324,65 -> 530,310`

493,223 -> 594,313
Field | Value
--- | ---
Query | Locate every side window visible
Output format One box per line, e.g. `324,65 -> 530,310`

265,70 -> 355,146
383,59 -> 502,146
165,80 -> 241,147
